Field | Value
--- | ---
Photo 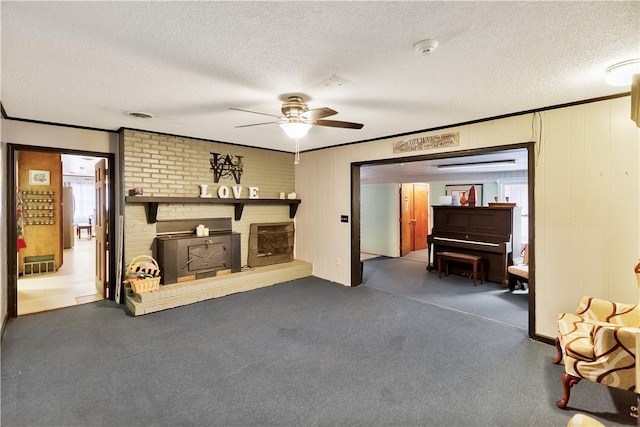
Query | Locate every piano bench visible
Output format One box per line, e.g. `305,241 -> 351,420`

437,252 -> 484,286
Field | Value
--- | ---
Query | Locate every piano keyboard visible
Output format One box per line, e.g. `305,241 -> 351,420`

433,237 -> 500,247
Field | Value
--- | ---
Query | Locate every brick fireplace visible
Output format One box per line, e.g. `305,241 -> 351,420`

121,129 -> 310,316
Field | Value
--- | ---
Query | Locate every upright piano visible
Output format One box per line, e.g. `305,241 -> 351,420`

427,206 -> 515,285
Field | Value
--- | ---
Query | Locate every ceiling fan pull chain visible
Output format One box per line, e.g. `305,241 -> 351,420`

294,139 -> 300,165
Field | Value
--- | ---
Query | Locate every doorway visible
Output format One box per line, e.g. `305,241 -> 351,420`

6,144 -> 116,317
352,143 -> 536,338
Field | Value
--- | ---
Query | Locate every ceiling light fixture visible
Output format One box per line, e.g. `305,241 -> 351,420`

437,159 -> 516,170
605,59 -> 640,86
279,121 -> 312,139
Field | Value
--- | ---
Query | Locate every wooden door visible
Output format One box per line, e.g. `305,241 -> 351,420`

413,184 -> 429,250
400,184 -> 414,256
95,159 -> 108,298
400,183 -> 430,254
17,151 -> 64,272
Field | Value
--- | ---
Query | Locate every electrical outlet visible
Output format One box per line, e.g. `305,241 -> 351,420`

335,257 -> 340,265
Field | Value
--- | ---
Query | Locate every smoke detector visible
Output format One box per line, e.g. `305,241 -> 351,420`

414,39 -> 438,55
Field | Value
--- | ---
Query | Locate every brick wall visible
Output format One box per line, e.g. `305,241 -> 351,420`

122,129 -> 296,265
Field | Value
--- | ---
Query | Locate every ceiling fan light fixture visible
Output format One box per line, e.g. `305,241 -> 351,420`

605,58 -> 640,86
279,121 -> 312,139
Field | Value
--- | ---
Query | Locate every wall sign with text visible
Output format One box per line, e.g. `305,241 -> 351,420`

392,132 -> 459,153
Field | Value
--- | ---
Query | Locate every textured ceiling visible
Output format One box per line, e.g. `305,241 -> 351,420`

2,1 -> 639,153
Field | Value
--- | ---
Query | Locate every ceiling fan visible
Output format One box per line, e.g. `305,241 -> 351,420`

230,96 -> 363,139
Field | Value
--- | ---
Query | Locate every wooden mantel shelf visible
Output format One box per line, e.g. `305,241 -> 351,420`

125,196 -> 301,223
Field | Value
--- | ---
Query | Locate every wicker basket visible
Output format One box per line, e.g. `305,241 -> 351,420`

124,255 -> 161,294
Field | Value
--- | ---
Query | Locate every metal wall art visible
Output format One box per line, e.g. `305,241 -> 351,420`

210,153 -> 243,184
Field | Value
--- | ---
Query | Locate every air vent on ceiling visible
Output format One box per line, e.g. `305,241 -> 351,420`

128,112 -> 154,119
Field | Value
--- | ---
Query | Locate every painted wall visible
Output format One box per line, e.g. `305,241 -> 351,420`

295,97 -> 640,339
0,118 -> 118,322
361,184 -> 399,257
364,170 -> 526,208
430,180 -> 499,207
1,120 -> 115,153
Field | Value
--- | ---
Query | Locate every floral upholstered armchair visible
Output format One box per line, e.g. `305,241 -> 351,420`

552,296 -> 639,409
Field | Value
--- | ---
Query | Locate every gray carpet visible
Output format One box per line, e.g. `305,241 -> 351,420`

364,253 -> 529,330
1,277 -> 635,426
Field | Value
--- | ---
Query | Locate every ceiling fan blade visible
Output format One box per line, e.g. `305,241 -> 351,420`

229,107 -> 282,119
316,119 -> 364,129
235,121 -> 277,128
301,107 -> 337,120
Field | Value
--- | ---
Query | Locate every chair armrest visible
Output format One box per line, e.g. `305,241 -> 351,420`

577,297 -> 638,326
592,324 -> 638,359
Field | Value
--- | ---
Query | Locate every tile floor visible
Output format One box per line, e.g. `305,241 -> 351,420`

17,236 -> 103,316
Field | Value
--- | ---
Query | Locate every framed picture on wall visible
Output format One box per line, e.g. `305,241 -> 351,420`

29,170 -> 50,185
445,184 -> 483,206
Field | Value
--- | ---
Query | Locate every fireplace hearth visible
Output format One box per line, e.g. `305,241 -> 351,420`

155,218 -> 241,284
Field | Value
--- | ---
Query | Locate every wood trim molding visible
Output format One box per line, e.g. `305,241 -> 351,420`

125,196 -> 301,223
350,164 -> 362,286
0,313 -> 7,340
6,145 -> 18,317
349,141 -> 537,337
303,92 -> 630,154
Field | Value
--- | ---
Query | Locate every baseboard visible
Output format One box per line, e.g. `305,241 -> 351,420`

1,312 -> 8,341
533,334 -> 555,346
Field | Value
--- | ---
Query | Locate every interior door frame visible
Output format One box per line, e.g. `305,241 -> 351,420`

399,183 -> 415,257
350,142 -> 536,339
5,144 -> 116,318
95,158 -> 108,298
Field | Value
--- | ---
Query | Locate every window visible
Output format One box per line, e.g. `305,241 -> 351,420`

498,178 -> 528,243
72,181 -> 95,224
504,183 -> 528,212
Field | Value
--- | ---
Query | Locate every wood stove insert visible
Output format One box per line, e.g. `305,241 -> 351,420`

155,218 -> 241,284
